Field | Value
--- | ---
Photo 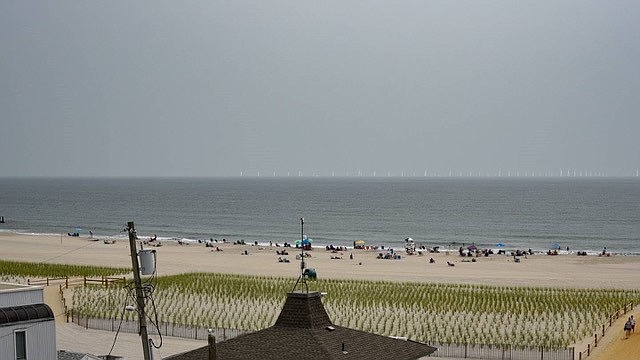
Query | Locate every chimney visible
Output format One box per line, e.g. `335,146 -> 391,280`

208,332 -> 217,360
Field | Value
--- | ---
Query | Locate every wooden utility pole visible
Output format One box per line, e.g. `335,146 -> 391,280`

127,221 -> 152,360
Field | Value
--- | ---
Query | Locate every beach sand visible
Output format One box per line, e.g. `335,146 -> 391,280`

2,232 -> 640,289
2,232 -> 640,359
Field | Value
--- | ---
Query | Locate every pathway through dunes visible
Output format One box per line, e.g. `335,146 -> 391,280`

585,309 -> 640,359
43,284 -> 67,323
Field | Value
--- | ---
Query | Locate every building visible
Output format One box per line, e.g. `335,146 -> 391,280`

0,282 -> 57,360
166,290 -> 436,360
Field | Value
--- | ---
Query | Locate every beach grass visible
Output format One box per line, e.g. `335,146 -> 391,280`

0,259 -> 129,278
71,272 -> 640,349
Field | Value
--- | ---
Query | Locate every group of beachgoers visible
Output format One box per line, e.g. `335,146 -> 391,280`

136,234 -> 621,268
269,242 -> 364,263
377,248 -> 402,260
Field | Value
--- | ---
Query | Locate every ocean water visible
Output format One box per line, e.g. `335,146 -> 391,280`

0,177 -> 639,254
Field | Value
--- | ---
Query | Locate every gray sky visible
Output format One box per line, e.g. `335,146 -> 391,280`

1,1 -> 639,177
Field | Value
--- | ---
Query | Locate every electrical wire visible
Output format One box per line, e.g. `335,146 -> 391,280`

142,255 -> 163,349
39,230 -> 126,263
0,321 -> 47,341
52,225 -> 165,356
146,290 -> 164,349
39,241 -> 97,263
107,284 -> 137,357
3,226 -> 153,355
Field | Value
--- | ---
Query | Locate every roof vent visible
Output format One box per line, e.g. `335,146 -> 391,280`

325,325 -> 335,331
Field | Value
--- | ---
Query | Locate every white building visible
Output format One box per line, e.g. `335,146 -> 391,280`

0,283 -> 56,360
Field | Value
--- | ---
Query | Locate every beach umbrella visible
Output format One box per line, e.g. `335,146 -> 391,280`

467,245 -> 478,251
295,238 -> 313,245
496,243 -> 506,247
354,240 -> 366,246
550,242 -> 561,250
405,237 -> 414,242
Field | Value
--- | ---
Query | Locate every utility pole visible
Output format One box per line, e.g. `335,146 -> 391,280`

291,217 -> 308,293
127,221 -> 152,360
300,217 -> 305,275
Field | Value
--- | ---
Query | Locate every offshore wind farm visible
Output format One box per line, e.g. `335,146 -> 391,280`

236,168 -> 634,178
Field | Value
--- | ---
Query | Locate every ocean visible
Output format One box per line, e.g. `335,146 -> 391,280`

0,177 -> 639,254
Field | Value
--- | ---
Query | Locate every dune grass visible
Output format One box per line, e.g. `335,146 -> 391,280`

0,259 -> 129,278
72,272 -> 640,349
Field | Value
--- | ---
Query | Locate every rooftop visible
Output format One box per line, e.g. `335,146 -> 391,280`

57,350 -> 103,360
0,303 -> 54,326
0,282 -> 34,291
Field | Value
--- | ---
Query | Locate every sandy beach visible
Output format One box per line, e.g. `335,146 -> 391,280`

3,232 -> 640,359
2,232 -> 640,289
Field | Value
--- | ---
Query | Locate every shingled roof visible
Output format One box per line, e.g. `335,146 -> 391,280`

57,350 -> 102,360
165,291 -> 436,360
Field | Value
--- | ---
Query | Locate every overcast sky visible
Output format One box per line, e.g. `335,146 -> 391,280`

1,1 -> 639,177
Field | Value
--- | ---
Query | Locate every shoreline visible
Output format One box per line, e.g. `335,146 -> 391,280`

1,228 -> 636,257
2,232 -> 640,289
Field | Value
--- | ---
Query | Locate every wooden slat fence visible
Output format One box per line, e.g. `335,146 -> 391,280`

427,342 -> 574,360
70,311 -> 250,342
28,275 -> 127,288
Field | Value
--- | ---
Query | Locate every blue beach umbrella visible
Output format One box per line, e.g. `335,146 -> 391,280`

295,238 -> 313,246
496,243 -> 506,247
550,242 -> 561,250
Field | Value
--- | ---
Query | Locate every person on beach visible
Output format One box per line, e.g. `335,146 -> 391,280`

624,317 -> 632,338
631,316 -> 636,333
89,230 -> 93,238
